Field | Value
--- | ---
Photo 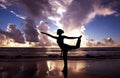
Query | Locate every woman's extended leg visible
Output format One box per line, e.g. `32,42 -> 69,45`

68,35 -> 82,49
62,50 -> 68,72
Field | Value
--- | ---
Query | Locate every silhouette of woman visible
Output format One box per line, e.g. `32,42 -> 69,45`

41,29 -> 82,71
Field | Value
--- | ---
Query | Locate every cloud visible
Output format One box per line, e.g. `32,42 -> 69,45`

0,34 -> 6,45
0,0 -> 52,41
7,23 -> 25,43
104,37 -> 115,45
93,1 -> 117,16
0,0 -> 8,3
86,37 -> 120,47
10,11 -> 26,19
95,7 -> 116,16
1,0 -> 52,18
61,0 -> 94,30
36,21 -> 54,46
60,0 -> 120,32
0,3 -> 7,9
58,0 -> 120,47
0,0 -> 13,6
0,23 -> 25,43
17,0 -> 51,18
23,18 -> 39,42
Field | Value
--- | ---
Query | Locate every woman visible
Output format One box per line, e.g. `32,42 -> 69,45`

41,29 -> 82,71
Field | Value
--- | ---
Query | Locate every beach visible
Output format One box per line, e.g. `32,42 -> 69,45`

0,47 -> 120,78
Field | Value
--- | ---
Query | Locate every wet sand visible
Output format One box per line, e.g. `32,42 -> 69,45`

0,59 -> 120,78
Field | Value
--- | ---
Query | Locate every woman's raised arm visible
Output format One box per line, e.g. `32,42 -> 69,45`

41,32 -> 57,39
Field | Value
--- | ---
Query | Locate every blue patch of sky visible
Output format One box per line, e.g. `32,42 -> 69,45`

0,9 -> 24,31
7,3 -> 27,17
47,19 -> 58,31
85,15 -> 120,41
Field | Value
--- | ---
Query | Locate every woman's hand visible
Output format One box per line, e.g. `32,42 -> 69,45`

41,32 -> 57,39
41,32 -> 46,34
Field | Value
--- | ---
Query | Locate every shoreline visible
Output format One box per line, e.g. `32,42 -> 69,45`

0,55 -> 120,62
0,47 -> 120,51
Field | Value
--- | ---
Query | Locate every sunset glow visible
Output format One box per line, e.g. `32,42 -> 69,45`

47,60 -> 87,73
0,0 -> 120,47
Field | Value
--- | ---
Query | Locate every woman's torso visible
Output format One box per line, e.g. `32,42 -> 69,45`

57,36 -> 64,49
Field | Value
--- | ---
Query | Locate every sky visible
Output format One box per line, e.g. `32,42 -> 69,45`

0,0 -> 120,47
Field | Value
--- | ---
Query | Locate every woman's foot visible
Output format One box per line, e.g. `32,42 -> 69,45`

79,35 -> 82,38
78,35 -> 82,39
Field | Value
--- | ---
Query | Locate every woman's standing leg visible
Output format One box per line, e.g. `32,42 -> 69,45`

60,50 -> 63,57
68,36 -> 82,49
62,50 -> 68,71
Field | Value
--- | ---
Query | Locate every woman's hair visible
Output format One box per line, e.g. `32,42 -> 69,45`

57,29 -> 64,35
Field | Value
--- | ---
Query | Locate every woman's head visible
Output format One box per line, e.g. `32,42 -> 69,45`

57,29 -> 64,35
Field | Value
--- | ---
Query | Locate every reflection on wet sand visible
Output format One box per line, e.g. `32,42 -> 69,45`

47,60 -> 87,78
0,59 -> 120,78
0,61 -> 48,78
47,60 -> 86,75
0,60 -> 86,78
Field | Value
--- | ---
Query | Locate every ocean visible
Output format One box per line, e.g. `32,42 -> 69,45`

0,47 -> 120,60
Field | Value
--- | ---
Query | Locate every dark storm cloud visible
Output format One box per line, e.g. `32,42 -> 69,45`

0,23 -> 25,43
0,0 -> 51,17
17,0 -> 51,18
24,18 -> 39,42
